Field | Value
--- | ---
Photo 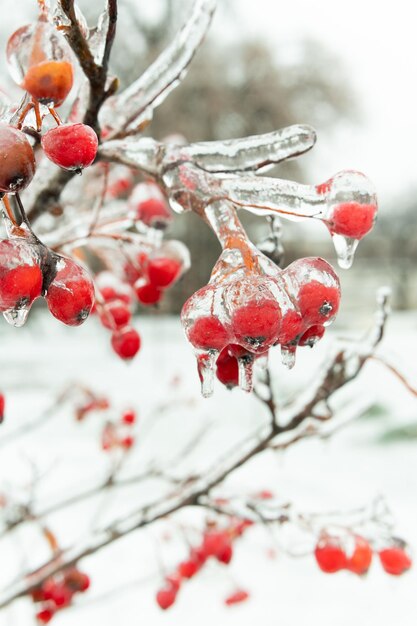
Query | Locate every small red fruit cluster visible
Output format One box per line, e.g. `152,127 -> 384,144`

156,519 -> 252,610
183,256 -> 340,392
314,533 -> 412,576
101,408 -> 137,452
32,568 -> 90,624
0,240 -> 94,327
94,277 -> 140,360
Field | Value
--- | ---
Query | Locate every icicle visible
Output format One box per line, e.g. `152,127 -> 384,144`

196,351 -> 216,398
237,355 -> 254,393
280,345 -> 297,369
3,306 -> 31,328
331,234 -> 359,269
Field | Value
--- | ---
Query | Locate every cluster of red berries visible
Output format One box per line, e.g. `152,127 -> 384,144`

101,408 -> 137,452
156,519 -> 252,610
94,276 -> 141,360
182,256 -> 340,391
0,239 -> 94,326
31,568 -> 90,624
314,533 -> 412,576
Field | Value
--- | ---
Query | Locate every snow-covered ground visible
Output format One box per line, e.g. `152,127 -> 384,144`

0,311 -> 416,626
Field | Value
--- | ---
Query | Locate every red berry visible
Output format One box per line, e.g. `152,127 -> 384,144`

111,326 -> 141,360
100,300 -> 131,330
217,542 -> 233,564
23,60 -> 74,106
298,281 -> 340,326
147,257 -> 181,288
165,574 -> 181,593
216,346 -> 239,388
135,282 -> 162,305
178,559 -> 199,579
64,568 -> 90,592
156,586 -> 177,610
121,409 -> 136,425
41,123 -> 98,170
0,240 -> 42,311
314,536 -> 347,573
330,202 -> 377,239
45,257 -> 94,326
231,300 -> 281,351
298,324 -> 325,347
278,310 -> 304,345
379,546 -> 412,576
36,608 -> 55,624
0,123 -> 36,193
134,197 -> 172,228
120,435 -> 135,449
188,315 -> 229,351
224,589 -> 249,606
202,530 -> 231,559
346,536 -> 373,575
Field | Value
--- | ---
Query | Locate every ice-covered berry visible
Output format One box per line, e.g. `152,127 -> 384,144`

346,536 -> 373,575
0,239 -> 42,312
41,124 -> 98,171
314,535 -> 347,573
379,545 -> 412,576
231,299 -> 281,351
216,346 -> 239,389
135,281 -> 162,305
147,257 -> 182,288
329,201 -> 377,240
45,256 -> 94,326
0,123 -> 36,193
187,315 -> 229,351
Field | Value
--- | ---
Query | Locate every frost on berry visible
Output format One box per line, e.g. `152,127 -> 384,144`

314,534 -> 347,573
7,20 -> 74,107
0,238 -> 42,326
0,124 -> 36,194
41,124 -> 98,171
128,182 -> 173,229
45,256 -> 95,326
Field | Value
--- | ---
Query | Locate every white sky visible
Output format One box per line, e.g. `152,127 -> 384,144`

230,0 -> 417,206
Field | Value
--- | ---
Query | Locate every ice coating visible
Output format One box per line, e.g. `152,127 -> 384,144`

6,19 -> 74,106
99,0 -> 216,137
181,201 -> 341,395
0,238 -> 43,327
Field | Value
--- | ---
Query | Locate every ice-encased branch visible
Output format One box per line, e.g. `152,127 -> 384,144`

98,124 -> 316,174
99,0 -> 217,138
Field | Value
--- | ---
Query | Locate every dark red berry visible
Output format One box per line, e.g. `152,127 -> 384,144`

42,123 -> 98,170
188,315 -> 229,351
111,326 -> 141,360
0,123 -> 36,193
45,257 -> 94,326
231,300 -> 281,351
147,257 -> 181,288
346,536 -> 373,575
314,536 -> 347,573
330,202 -> 377,239
379,546 -> 412,576
216,346 -> 239,388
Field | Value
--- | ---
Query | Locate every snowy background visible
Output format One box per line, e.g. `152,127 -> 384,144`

0,0 -> 416,624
